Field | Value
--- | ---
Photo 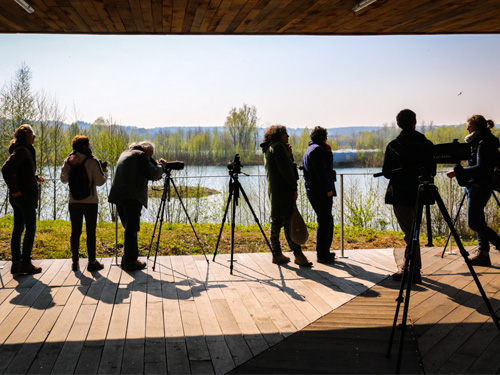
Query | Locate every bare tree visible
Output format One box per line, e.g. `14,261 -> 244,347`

0,63 -> 37,162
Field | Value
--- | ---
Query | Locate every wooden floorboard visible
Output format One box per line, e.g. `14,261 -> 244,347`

231,247 -> 500,374
0,247 -> 499,374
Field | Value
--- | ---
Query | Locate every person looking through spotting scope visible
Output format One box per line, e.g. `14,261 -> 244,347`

108,141 -> 166,271
382,109 -> 434,284
446,115 -> 500,267
261,125 -> 312,267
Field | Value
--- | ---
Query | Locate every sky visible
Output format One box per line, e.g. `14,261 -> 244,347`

0,33 -> 500,129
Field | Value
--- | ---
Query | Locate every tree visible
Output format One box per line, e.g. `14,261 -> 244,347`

224,104 -> 258,157
0,63 -> 37,162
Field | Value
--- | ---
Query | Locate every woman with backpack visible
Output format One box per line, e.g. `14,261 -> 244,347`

61,135 -> 108,271
446,115 -> 500,267
1,124 -> 44,275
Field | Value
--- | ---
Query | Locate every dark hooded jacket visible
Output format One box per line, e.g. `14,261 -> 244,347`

454,128 -> 500,188
382,129 -> 434,206
2,142 -> 39,207
302,141 -> 336,197
260,139 -> 298,217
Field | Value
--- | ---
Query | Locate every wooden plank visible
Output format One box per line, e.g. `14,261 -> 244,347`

238,254 -> 298,336
98,303 -> 130,374
144,337 -> 167,374
215,254 -> 283,346
140,0 -> 155,33
209,259 -> 269,356
166,340 -> 190,374
50,304 -> 97,374
183,257 -> 223,337
211,299 -> 253,366
0,306 -> 30,345
172,0 -> 188,33
121,279 -> 147,374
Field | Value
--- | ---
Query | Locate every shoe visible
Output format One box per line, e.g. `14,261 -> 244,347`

294,253 -> 313,267
72,261 -> 79,271
392,270 -> 422,284
469,251 -> 491,267
317,253 -> 336,264
121,260 -> 147,271
272,253 -> 291,264
20,261 -> 42,275
87,260 -> 104,272
11,260 -> 22,274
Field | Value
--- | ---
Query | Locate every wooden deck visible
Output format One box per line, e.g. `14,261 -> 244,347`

231,246 -> 500,374
0,247 -> 498,374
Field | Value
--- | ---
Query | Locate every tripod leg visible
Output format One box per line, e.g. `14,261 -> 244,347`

112,204 -> 119,266
432,186 -> 500,332
238,183 -> 277,257
230,184 -> 237,275
425,204 -> 433,246
441,192 -> 466,258
148,188 -> 167,259
170,179 -> 209,263
213,187 -> 233,261
152,190 -> 168,272
387,193 -> 424,371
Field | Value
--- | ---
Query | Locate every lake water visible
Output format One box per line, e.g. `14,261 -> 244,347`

0,166 -> 391,226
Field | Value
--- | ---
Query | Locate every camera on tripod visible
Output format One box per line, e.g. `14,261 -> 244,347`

164,161 -> 184,171
432,139 -> 471,164
227,154 -> 242,175
375,139 -> 471,179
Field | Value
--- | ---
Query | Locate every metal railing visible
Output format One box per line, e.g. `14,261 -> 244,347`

0,171 -> 483,256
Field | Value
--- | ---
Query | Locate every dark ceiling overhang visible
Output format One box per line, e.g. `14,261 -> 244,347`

1,0 -> 500,35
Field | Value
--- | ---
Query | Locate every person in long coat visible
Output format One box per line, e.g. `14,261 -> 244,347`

1,124 -> 44,275
261,125 -> 312,266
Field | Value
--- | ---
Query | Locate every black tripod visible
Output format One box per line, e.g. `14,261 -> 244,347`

386,177 -> 500,374
441,190 -> 500,258
213,165 -> 276,274
147,169 -> 208,271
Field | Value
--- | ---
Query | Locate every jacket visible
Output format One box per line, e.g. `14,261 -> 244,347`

454,128 -> 500,188
60,150 -> 108,204
1,142 -> 39,207
108,147 -> 164,208
261,140 -> 297,217
382,129 -> 434,206
302,141 -> 336,197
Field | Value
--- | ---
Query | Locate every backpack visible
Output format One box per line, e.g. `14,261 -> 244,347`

68,157 -> 91,200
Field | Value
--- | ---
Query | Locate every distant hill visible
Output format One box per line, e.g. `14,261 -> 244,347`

76,121 -> 385,138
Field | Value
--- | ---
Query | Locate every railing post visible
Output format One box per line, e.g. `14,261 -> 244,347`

445,176 -> 457,255
340,174 -> 346,258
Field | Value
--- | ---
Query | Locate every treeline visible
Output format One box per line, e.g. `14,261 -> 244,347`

3,63 -> 499,173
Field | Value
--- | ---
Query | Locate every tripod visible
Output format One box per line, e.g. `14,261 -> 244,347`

213,169 -> 276,274
147,169 -> 208,271
441,190 -> 500,258
386,177 -> 500,374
